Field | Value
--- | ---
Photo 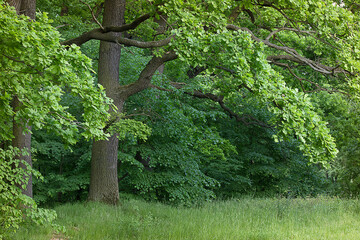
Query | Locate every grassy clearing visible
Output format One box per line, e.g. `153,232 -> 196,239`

11,197 -> 360,240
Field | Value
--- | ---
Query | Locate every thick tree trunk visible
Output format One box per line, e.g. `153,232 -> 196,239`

6,0 -> 35,18
88,0 -> 125,205
8,0 -> 36,198
6,0 -> 21,12
19,0 -> 36,19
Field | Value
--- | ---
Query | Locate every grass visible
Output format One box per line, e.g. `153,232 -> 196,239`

11,197 -> 360,240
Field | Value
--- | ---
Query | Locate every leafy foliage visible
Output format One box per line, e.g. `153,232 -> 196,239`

27,0 -> 360,206
0,1 -> 110,234
209,118 -> 329,198
32,130 -> 92,205
118,78 -> 223,205
312,92 -> 360,196
0,147 -> 57,239
0,2 -> 111,143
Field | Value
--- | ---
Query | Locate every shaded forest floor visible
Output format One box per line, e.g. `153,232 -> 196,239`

12,197 -> 360,240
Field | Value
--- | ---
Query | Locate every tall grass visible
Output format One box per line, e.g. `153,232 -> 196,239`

12,197 -> 360,240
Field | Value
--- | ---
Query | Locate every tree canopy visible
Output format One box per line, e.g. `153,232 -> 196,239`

0,3 -> 111,143
0,1 -> 111,236
2,0 -> 360,234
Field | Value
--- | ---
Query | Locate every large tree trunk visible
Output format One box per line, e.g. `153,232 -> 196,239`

6,0 -> 21,12
88,0 -> 125,205
19,0 -> 36,19
6,0 -> 35,18
8,0 -> 36,198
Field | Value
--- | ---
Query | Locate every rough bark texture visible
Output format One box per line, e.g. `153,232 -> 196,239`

6,0 -> 36,18
88,0 -> 125,205
6,0 -> 21,12
12,97 -> 33,198
8,0 -> 36,198
19,0 -> 36,19
86,0 -> 177,205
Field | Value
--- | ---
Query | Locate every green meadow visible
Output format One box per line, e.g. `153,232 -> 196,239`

12,197 -> 360,240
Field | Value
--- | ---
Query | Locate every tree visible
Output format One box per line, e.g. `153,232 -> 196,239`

6,0 -> 36,199
55,0 -> 360,204
0,1 -> 110,235
62,0 -> 176,204
311,92 -> 360,196
87,0 -> 125,205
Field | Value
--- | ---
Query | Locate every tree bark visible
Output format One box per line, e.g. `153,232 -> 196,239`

88,0 -> 125,205
19,0 -> 36,19
5,0 -> 21,12
12,97 -> 32,198
86,0 -> 177,205
8,0 -> 36,198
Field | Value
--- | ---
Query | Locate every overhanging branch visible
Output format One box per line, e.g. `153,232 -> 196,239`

62,31 -> 174,48
118,51 -> 178,100
61,13 -> 152,46
150,82 -> 273,129
269,59 -> 349,95
226,24 -> 352,76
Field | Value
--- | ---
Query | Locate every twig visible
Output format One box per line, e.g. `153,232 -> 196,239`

270,60 -> 349,95
79,0 -> 104,30
55,24 -> 68,29
2,54 -> 44,76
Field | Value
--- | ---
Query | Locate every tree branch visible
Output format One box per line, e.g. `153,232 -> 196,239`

118,51 -> 178,100
265,27 -> 315,41
80,0 -> 104,30
226,24 -> 352,76
62,31 -> 174,48
2,53 -> 44,76
61,13 -> 151,46
103,13 -> 151,33
269,59 -> 349,95
150,82 -> 273,129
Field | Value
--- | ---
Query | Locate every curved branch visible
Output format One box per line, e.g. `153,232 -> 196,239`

80,0 -> 104,30
62,30 -> 174,48
104,13 -> 151,32
227,24 -> 352,76
269,59 -> 349,95
264,27 -> 340,51
119,51 -> 178,99
2,53 -> 44,76
116,35 -> 174,48
151,82 -> 273,129
61,13 -> 151,46
265,27 -> 315,41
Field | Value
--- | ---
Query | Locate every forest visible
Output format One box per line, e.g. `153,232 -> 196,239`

1,0 -> 360,239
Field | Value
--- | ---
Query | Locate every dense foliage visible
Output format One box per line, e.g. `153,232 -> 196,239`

27,0 -> 360,205
31,49 -> 330,206
2,1 -> 360,234
0,2 -> 109,236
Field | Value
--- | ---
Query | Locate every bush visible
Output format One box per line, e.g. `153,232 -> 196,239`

0,147 -> 57,239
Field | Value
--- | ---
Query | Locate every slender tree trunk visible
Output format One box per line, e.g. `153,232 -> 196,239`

8,0 -> 36,198
88,0 -> 125,205
12,97 -> 32,198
